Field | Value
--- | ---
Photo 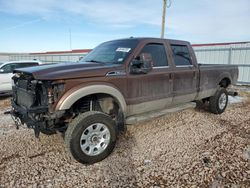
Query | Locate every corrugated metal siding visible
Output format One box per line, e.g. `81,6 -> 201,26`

3,42 -> 250,84
9,53 -> 88,63
193,42 -> 250,84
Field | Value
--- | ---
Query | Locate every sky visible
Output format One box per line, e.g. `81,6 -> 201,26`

0,0 -> 249,52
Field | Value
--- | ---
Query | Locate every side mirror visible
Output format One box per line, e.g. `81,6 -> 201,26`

0,69 -> 4,73
130,53 -> 153,74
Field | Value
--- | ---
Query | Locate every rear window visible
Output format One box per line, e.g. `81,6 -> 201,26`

171,45 -> 192,66
16,63 -> 39,68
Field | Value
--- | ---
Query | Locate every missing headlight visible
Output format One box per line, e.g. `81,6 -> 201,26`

47,83 -> 65,104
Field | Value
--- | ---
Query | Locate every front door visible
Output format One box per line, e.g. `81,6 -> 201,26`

127,42 -> 173,116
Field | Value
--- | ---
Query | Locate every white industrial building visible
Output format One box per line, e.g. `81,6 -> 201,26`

193,41 -> 250,85
7,49 -> 91,63
1,41 -> 250,84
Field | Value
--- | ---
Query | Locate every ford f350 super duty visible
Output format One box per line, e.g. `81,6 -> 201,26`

11,38 -> 238,164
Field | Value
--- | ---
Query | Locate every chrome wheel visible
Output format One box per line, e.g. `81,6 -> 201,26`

218,93 -> 227,110
80,123 -> 111,156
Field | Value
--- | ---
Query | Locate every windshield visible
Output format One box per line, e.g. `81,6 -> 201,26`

81,39 -> 138,64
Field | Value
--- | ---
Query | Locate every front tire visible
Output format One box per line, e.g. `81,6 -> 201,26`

65,111 -> 117,164
209,88 -> 228,114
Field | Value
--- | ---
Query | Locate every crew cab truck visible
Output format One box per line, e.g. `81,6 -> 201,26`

11,38 -> 238,164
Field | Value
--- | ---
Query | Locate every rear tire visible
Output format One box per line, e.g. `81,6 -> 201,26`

209,88 -> 228,114
65,111 -> 117,164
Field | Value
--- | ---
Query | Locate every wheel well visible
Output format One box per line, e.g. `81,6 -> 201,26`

67,93 -> 125,131
219,78 -> 231,88
70,93 -> 119,114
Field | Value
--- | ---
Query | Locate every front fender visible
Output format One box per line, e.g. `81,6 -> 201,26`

55,84 -> 127,115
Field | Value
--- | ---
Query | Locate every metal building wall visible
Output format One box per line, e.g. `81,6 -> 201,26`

193,42 -> 250,84
9,53 -> 88,63
0,53 -> 29,62
3,43 -> 250,84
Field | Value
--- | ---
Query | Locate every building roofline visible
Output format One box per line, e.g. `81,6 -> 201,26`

20,41 -> 250,55
192,41 -> 250,47
30,49 -> 92,55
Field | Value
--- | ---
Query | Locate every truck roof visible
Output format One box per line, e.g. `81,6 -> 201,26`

109,37 -> 190,45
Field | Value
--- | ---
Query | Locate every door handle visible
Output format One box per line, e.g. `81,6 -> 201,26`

169,73 -> 173,79
193,71 -> 196,78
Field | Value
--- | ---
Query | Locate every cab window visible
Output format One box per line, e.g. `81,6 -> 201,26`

139,43 -> 168,67
171,45 -> 192,66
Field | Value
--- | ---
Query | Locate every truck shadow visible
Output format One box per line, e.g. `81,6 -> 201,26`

194,101 -> 210,113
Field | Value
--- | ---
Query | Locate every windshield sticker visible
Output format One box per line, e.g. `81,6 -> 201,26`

116,47 -> 131,53
117,58 -> 124,62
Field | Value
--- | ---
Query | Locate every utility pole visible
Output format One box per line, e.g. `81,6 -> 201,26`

161,0 -> 167,38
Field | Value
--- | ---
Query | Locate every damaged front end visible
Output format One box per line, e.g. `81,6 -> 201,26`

11,71 -> 66,137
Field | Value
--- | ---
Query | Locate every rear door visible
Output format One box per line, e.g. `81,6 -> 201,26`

127,41 -> 174,115
169,42 -> 199,104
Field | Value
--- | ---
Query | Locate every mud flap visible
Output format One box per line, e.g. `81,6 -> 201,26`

117,109 -> 126,132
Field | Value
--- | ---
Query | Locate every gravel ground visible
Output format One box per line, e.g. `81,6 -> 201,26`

0,93 -> 250,187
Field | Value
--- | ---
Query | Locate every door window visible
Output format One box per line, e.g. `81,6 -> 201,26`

171,45 -> 192,66
1,64 -> 16,73
1,63 -> 38,73
140,43 -> 168,67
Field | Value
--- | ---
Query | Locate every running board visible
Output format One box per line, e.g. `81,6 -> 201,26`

125,102 -> 197,125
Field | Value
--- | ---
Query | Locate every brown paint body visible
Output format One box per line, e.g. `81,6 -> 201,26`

15,38 -> 238,115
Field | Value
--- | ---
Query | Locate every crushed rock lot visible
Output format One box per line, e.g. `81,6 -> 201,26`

0,94 -> 250,187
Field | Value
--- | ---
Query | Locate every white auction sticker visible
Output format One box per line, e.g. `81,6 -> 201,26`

116,47 -> 131,53
118,58 -> 124,62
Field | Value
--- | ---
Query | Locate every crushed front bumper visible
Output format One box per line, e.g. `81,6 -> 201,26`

11,100 -> 48,137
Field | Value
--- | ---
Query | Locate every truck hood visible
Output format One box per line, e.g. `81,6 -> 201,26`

14,62 -> 123,80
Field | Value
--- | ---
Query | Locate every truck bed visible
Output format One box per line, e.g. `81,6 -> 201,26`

197,63 -> 238,100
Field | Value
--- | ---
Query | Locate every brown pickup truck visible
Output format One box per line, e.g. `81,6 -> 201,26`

11,37 -> 238,164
